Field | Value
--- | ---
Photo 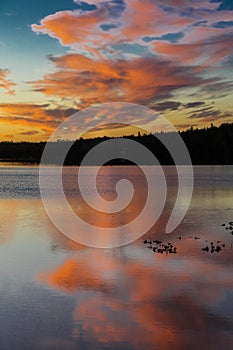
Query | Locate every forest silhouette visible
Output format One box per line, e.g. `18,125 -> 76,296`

0,123 -> 232,165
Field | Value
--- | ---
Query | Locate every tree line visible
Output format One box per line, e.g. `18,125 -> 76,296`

0,123 -> 232,165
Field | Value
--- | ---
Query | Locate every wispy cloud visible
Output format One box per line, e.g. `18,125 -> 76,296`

0,69 -> 16,95
152,101 -> 182,111
31,0 -> 233,64
30,53 -> 211,108
0,103 -> 78,140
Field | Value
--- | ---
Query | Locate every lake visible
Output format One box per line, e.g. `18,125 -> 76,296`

0,164 -> 232,350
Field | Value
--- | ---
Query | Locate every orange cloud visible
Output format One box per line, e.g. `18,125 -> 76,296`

0,103 -> 78,141
0,103 -> 54,132
31,54 -> 207,107
29,0 -> 233,132
31,8 -> 115,57
0,68 -> 16,95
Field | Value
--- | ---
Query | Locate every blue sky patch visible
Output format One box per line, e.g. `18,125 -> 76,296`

212,20 -> 233,28
211,0 -> 233,10
75,1 -> 97,11
100,23 -> 119,31
143,32 -> 184,44
113,43 -> 151,56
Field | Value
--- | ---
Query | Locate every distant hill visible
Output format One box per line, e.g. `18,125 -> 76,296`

0,123 -> 232,165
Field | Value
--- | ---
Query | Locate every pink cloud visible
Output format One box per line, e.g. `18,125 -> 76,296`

28,0 -> 233,129
31,0 -> 193,57
31,8 -> 117,57
152,33 -> 233,68
31,0 -> 233,67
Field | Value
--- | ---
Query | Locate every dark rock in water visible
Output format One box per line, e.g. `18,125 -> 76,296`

169,247 -> 177,254
221,224 -> 225,226
153,239 -> 162,245
144,239 -> 152,245
202,246 -> 209,252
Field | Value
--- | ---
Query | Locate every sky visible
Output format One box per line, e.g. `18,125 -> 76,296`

0,0 -> 233,141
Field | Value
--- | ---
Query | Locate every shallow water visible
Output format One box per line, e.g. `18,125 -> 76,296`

0,165 -> 232,350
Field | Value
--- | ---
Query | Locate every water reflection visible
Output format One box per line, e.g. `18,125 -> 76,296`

0,200 -> 17,245
38,249 -> 233,350
0,165 -> 232,349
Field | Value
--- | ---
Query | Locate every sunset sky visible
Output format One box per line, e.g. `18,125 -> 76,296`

0,0 -> 233,141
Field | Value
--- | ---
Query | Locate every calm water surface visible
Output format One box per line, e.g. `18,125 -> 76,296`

0,165 -> 232,350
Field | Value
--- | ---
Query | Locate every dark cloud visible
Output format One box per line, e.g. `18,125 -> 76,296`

188,106 -> 212,115
19,130 -> 40,136
188,107 -> 230,120
201,114 -> 232,123
152,101 -> 207,113
200,80 -> 233,99
103,0 -> 126,18
184,102 -> 205,109
45,108 -> 78,119
157,4 -> 176,15
153,101 -> 182,111
189,108 -> 218,119
192,20 -> 208,27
